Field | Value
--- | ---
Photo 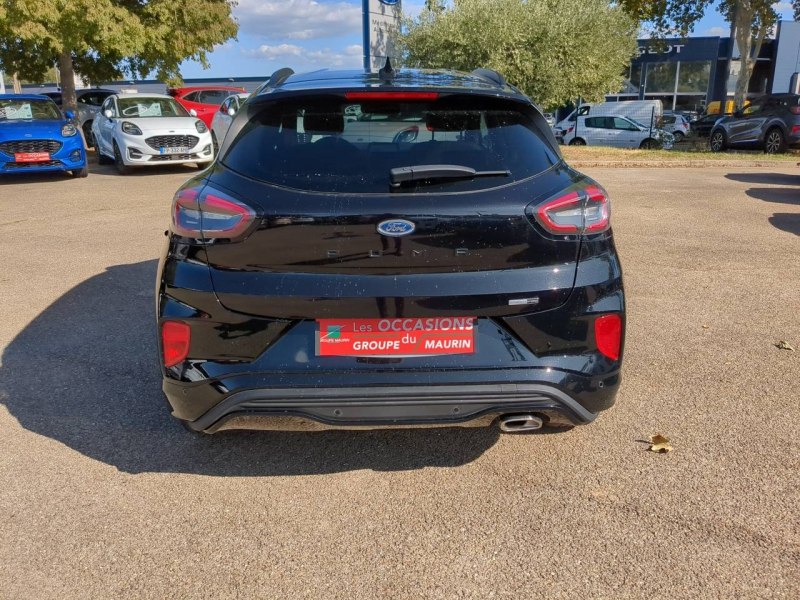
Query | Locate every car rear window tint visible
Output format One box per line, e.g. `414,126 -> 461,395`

221,96 -> 559,194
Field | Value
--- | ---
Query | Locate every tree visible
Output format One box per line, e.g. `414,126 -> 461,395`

619,0 -> 800,110
399,0 -> 638,109
0,0 -> 238,113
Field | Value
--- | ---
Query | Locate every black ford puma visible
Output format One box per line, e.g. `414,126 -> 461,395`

157,67 -> 625,434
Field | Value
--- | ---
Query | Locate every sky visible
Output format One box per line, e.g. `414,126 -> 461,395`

178,0 -> 798,79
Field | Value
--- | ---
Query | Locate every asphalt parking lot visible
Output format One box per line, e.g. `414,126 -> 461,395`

1,158 -> 798,599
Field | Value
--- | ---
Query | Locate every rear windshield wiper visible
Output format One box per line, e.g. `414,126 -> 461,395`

390,165 -> 510,188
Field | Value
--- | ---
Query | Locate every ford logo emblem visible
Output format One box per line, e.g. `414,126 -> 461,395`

377,219 -> 415,237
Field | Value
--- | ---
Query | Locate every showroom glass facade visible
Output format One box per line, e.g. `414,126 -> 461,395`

606,36 -> 780,113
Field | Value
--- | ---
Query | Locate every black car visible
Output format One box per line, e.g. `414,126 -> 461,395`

690,113 -> 728,138
710,93 -> 800,153
156,67 -> 626,434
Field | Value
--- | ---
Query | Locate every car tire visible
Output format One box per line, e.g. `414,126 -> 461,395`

97,149 -> 113,165
82,121 -> 95,148
672,131 -> 685,143
113,142 -> 132,175
709,130 -> 727,152
211,132 -> 219,157
763,128 -> 785,154
71,165 -> 89,178
568,138 -> 586,146
639,138 -> 658,150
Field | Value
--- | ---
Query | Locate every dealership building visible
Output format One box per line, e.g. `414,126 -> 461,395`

606,20 -> 800,113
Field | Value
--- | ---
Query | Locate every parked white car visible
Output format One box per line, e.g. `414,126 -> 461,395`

543,113 -> 556,128
660,113 -> 691,142
554,100 -> 663,137
92,93 -> 213,173
210,92 -> 249,154
559,115 -> 674,149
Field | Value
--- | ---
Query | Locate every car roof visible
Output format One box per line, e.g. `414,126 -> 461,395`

255,68 -> 524,99
113,92 -> 173,99
170,86 -> 245,93
0,94 -> 58,101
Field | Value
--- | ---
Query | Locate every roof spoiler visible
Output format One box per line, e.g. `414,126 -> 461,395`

255,67 -> 295,96
471,68 -> 507,88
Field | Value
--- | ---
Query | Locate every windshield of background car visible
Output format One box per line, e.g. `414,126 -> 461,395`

221,96 -> 559,194
0,99 -> 61,121
116,97 -> 189,118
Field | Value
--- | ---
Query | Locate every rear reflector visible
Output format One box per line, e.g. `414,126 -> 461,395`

533,183 -> 610,235
595,314 -> 622,360
790,107 -> 800,115
162,321 -> 190,367
345,92 -> 439,100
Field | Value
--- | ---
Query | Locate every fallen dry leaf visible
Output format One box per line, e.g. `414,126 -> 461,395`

775,340 -> 795,352
702,324 -> 710,329
648,434 -> 673,453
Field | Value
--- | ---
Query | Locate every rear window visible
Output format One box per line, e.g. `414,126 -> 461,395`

221,96 -> 559,194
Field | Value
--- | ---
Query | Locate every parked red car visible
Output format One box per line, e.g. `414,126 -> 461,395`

167,86 -> 246,127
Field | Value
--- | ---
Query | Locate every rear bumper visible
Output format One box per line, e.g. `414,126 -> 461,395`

166,378 -> 617,433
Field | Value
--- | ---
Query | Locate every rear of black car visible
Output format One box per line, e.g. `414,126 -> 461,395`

156,71 -> 625,433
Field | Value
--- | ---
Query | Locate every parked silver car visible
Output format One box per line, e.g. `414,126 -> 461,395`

44,89 -> 116,147
558,115 -> 674,149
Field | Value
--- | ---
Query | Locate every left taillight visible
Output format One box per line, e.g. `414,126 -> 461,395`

162,321 -> 190,367
171,184 -> 256,240
532,183 -> 610,235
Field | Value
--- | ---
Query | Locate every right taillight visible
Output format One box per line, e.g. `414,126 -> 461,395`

533,183 -> 610,235
171,184 -> 256,240
162,321 -> 191,367
790,106 -> 800,115
595,314 -> 622,360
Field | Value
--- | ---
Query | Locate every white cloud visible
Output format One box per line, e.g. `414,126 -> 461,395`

235,0 -> 362,41
248,43 -> 362,69
252,44 -> 305,60
704,26 -> 729,37
772,2 -> 794,14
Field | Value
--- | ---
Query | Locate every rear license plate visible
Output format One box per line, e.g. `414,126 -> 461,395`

160,147 -> 189,154
14,152 -> 50,162
317,318 -> 476,357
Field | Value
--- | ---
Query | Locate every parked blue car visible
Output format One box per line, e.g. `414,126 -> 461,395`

0,94 -> 88,177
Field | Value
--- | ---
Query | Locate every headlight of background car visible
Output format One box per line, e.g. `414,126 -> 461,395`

121,121 -> 143,135
195,120 -> 208,134
61,123 -> 77,137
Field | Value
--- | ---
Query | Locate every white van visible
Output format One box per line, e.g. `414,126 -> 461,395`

554,100 -> 664,136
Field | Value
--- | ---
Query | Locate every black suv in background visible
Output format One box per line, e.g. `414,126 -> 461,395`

710,93 -> 800,153
157,67 -> 625,434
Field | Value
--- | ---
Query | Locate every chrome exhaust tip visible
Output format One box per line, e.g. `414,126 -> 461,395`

498,414 -> 544,433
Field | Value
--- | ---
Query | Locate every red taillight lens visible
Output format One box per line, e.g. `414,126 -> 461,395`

170,185 -> 256,240
595,314 -> 622,360
534,183 -> 610,235
792,125 -> 799,135
567,126 -> 574,134
345,92 -> 439,100
162,321 -> 190,367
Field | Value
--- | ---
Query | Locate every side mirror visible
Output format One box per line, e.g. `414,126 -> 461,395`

227,107 -> 236,117
65,110 -> 75,120
189,108 -> 198,117
104,109 -> 114,119
733,110 -> 743,118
